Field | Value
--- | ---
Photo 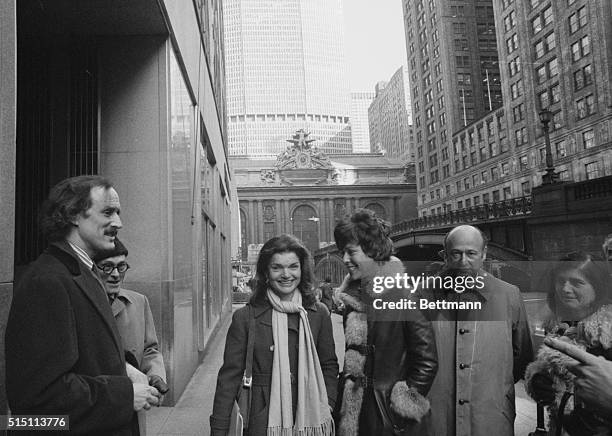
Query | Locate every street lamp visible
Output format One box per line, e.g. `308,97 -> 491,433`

538,108 -> 559,184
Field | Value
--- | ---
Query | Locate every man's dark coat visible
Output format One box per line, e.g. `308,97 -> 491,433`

6,241 -> 136,435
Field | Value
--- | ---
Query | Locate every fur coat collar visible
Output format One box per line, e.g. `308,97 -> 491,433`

336,257 -> 430,436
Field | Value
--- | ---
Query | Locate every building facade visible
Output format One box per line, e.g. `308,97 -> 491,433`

1,0 -> 239,410
402,0 -> 503,213
350,91 -> 375,153
368,66 -> 415,162
413,0 -> 612,215
231,132 -> 417,264
224,0 -> 352,157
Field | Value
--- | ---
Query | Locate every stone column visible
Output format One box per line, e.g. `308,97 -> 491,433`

284,199 -> 291,235
275,199 -> 282,234
248,200 -> 256,244
256,200 -> 263,243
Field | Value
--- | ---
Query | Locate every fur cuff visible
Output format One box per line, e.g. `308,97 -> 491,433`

389,381 -> 430,423
338,292 -> 367,312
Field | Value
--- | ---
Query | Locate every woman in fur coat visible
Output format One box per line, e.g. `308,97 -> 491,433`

525,252 -> 612,435
333,209 -> 438,436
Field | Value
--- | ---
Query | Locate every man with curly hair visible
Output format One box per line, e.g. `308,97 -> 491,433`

6,175 -> 160,435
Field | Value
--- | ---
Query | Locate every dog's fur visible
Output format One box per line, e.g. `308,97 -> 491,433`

524,304 -> 612,434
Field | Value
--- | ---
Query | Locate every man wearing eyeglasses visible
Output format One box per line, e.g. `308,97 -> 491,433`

94,238 -> 168,418
423,225 -> 533,436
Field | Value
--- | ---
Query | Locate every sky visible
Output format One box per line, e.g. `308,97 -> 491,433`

343,0 -> 408,92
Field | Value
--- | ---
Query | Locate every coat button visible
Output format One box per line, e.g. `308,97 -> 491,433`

458,399 -> 470,405
269,345 -> 274,351
459,328 -> 469,334
459,363 -> 470,369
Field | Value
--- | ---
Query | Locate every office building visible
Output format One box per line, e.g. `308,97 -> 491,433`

224,0 -> 352,157
413,0 -> 612,215
368,66 -> 415,162
350,91 -> 375,153
402,0 -> 503,212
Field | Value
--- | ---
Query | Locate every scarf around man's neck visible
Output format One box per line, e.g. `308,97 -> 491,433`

266,289 -> 334,436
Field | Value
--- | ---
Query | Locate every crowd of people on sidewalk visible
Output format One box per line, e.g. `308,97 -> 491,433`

4,175 -> 612,436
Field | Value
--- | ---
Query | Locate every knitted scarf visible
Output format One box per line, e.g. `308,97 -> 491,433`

266,289 -> 335,436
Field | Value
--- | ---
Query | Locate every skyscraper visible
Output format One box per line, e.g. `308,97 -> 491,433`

368,66 -> 414,162
224,0 -> 352,157
403,0 -> 503,212
407,0 -> 612,216
349,91 -> 375,153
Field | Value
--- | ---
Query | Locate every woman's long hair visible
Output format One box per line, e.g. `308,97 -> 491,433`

251,234 -> 317,307
546,251 -> 611,317
333,208 -> 393,261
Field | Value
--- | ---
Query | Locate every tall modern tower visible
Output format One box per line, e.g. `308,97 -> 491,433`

224,0 -> 352,157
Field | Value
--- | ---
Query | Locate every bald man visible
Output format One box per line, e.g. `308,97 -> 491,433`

423,225 -> 533,436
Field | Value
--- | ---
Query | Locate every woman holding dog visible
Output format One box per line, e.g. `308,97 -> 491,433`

525,251 -> 612,435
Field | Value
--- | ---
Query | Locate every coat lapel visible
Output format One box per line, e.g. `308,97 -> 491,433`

48,242 -> 125,360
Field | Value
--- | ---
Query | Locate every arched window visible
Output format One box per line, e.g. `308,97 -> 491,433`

262,201 -> 276,241
364,202 -> 387,221
292,204 -> 319,254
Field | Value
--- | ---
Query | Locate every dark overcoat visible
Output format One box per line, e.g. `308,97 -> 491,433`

210,297 -> 339,436
6,241 -> 136,435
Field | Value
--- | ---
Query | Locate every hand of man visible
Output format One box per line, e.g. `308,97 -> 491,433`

132,383 -> 161,411
148,375 -> 169,394
544,337 -> 612,415
126,362 -> 148,385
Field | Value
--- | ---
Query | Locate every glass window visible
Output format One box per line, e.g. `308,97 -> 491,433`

521,182 -> 531,196
532,15 -> 543,34
583,64 -> 593,86
583,129 -> 595,148
585,161 -> 600,179
506,34 -> 519,53
534,41 -> 545,59
576,94 -> 596,119
543,6 -> 553,26
509,57 -> 521,77
548,57 -> 558,77
551,83 -> 560,103
481,170 -> 489,183
538,90 -> 549,109
555,140 -> 567,157
504,11 -> 516,31
513,103 -> 525,122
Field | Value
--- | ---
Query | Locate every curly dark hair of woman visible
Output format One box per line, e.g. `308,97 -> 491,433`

546,251 -> 611,315
251,234 -> 317,307
40,175 -> 113,242
334,208 -> 393,261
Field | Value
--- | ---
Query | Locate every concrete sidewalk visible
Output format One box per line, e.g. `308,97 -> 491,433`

147,307 -> 541,436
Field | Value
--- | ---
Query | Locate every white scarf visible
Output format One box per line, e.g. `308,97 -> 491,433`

266,289 -> 334,436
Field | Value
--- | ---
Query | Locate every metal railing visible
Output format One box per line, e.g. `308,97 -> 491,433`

391,196 -> 532,235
